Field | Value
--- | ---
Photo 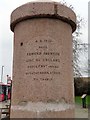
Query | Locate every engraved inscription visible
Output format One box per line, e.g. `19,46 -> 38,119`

25,36 -> 61,81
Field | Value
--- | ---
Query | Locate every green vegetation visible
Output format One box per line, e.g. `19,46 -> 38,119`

75,96 -> 90,106
87,95 -> 90,106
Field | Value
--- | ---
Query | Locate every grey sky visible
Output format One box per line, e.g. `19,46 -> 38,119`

0,0 -> 89,83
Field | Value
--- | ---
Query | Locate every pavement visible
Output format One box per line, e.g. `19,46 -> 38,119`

75,104 -> 88,118
0,101 -> 89,118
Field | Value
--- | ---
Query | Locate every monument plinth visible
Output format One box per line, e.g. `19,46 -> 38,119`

10,2 -> 76,118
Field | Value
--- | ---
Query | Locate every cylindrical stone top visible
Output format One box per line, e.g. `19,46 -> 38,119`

10,2 -> 76,32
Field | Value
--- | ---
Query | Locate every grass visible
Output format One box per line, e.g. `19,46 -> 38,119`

75,95 -> 90,106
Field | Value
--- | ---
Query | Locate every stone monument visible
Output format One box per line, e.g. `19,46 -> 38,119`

10,1 -> 76,118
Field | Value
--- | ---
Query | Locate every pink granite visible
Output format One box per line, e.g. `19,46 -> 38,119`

10,2 -> 76,118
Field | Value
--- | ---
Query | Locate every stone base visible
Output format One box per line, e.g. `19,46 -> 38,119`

10,102 -> 75,118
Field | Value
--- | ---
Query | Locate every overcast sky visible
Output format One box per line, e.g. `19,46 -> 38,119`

0,0 -> 89,83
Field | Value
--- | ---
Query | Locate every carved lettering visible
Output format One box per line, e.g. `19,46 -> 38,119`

25,37 -> 61,81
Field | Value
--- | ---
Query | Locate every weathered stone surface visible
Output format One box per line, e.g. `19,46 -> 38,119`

11,102 -> 74,118
10,2 -> 76,32
10,2 -> 76,118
